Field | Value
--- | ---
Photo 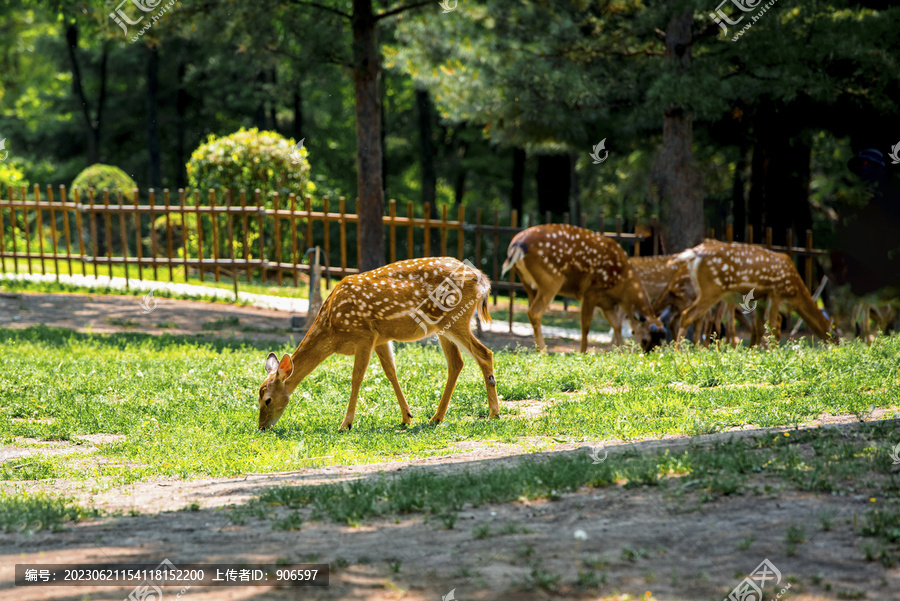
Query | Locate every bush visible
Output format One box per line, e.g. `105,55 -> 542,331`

186,128 -> 313,206
0,161 -> 29,196
71,164 -> 138,198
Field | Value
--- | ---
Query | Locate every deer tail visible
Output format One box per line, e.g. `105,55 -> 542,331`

501,242 -> 526,278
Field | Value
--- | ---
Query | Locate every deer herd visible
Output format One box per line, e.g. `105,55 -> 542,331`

258,224 -> 835,430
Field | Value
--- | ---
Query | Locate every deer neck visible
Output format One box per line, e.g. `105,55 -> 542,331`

282,327 -> 333,396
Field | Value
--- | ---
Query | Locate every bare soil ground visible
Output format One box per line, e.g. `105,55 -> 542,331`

1,293 -> 896,600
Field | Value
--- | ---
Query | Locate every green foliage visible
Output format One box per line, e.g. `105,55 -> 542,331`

186,128 -> 314,205
0,161 -> 29,193
71,164 -> 138,197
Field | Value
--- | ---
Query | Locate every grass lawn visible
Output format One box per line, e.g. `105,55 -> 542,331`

1,326 -> 898,486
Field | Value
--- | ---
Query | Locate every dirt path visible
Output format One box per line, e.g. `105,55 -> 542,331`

3,417 -> 898,600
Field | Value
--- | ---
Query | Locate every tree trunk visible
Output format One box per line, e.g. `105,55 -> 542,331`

352,0 -> 385,271
175,57 -> 188,188
293,80 -> 304,141
453,140 -> 468,207
511,147 -> 526,216
254,72 -> 266,130
536,154 -> 571,219
416,89 -> 440,255
146,44 -> 162,189
748,111 -> 812,246
731,147 -> 748,241
269,68 -> 278,132
652,12 -> 703,253
569,152 -> 580,220
65,24 -> 106,165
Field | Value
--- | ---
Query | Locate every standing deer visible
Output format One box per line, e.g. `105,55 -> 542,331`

257,257 -> 500,430
500,224 -> 664,352
670,239 -> 833,344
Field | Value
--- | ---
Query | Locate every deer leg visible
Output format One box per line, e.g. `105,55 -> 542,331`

764,296 -> 783,346
374,343 -> 412,425
445,324 -> 500,419
429,335 -> 465,425
677,296 -> 721,345
525,284 -> 559,353
578,297 -> 599,352
339,344 -> 374,431
597,300 -> 623,346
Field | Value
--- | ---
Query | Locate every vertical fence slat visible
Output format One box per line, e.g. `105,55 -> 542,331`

240,190 -> 251,284
226,189 -> 238,297
103,189 -> 113,279
118,191 -> 129,288
255,190 -> 264,284
406,202 -> 414,259
765,226 -> 772,249
194,190 -> 203,283
389,200 -> 397,263
148,189 -> 158,281
47,185 -> 59,281
61,186 -> 73,275
322,196 -> 330,278
305,195 -> 313,258
10,186 -> 20,274
492,209 -> 499,283
725,223 -> 734,243
508,210 -> 518,333
134,189 -> 144,281
475,208 -> 482,270
164,189 -> 174,282
651,216 -> 659,256
179,189 -> 189,283
34,185 -> 45,274
805,230 -> 814,292
88,189 -> 98,278
457,205 -> 465,261
272,192 -> 284,286
73,187 -> 85,276
290,193 -> 299,288
746,224 -> 753,244
423,202 -> 431,258
339,196 -> 347,274
209,189 -> 220,283
440,204 -> 448,256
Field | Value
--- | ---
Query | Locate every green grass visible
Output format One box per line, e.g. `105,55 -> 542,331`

0,326 -> 898,486
249,423 -> 900,528
0,490 -> 96,532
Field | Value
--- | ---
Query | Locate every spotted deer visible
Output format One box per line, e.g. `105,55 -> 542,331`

257,257 -> 500,430
500,224 -> 664,352
670,239 -> 833,344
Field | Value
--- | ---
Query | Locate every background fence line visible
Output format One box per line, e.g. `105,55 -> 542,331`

0,185 -> 828,330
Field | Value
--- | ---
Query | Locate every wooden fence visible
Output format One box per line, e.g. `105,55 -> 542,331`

0,185 -> 827,330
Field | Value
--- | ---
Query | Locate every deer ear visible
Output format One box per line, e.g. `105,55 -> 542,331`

277,354 -> 294,379
265,352 -> 279,374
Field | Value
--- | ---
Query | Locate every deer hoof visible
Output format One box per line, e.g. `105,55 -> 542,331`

339,422 -> 352,431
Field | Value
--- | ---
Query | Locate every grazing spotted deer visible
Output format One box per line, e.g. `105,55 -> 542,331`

257,257 -> 500,430
670,239 -> 833,344
500,224 -> 664,352
629,255 -> 682,301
